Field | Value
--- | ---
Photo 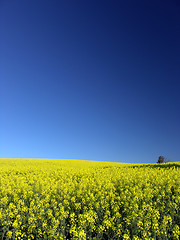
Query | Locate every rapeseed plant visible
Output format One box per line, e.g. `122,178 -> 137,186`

0,159 -> 179,239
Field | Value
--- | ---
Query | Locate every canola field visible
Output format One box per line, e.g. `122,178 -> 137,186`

0,159 -> 179,240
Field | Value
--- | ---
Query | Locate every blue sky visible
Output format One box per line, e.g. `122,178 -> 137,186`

0,0 -> 180,163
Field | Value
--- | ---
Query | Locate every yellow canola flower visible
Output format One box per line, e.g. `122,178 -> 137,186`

0,158 -> 179,239
6,231 -> 13,238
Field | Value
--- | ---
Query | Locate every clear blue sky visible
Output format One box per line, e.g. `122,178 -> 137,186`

0,0 -> 180,163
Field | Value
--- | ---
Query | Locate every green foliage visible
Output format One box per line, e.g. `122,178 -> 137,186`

0,159 -> 179,239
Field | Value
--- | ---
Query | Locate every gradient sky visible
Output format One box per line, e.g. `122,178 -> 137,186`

0,0 -> 180,163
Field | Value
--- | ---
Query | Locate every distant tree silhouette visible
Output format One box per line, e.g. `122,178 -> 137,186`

157,156 -> 165,163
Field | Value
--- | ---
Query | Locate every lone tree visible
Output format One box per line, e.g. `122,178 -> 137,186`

157,156 -> 165,163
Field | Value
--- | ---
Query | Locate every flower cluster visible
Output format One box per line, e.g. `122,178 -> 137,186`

0,159 -> 179,239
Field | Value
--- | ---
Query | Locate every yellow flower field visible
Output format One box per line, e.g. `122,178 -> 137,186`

0,159 -> 179,239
